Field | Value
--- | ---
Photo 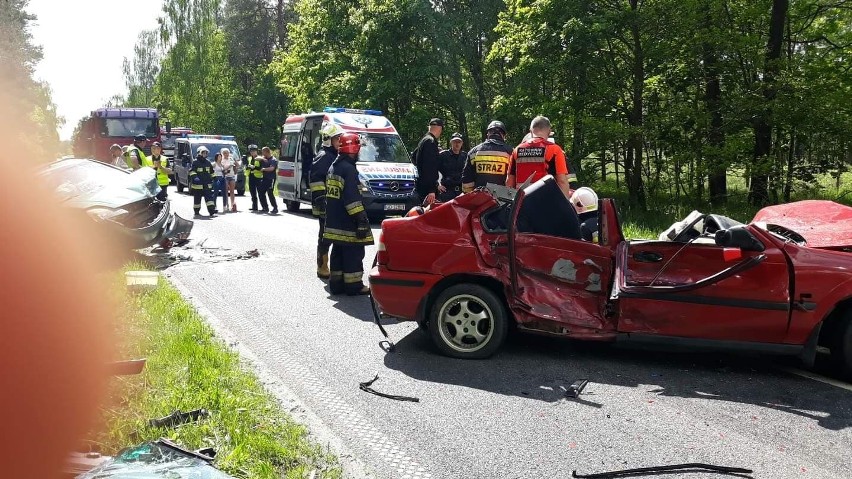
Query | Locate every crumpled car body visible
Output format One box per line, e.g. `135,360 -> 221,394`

370,176 -> 852,369
40,159 -> 193,249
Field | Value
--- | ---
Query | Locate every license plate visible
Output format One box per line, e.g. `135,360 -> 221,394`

384,204 -> 406,211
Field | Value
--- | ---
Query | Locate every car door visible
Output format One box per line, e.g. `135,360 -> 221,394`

176,141 -> 190,185
613,229 -> 791,342
507,177 -> 614,336
296,118 -> 322,200
277,131 -> 300,200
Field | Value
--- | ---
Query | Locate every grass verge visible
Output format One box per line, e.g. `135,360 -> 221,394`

92,265 -> 340,478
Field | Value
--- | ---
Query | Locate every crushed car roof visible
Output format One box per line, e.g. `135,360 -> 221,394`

752,200 -> 852,248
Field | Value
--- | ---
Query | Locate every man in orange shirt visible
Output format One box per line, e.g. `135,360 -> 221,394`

507,115 -> 572,198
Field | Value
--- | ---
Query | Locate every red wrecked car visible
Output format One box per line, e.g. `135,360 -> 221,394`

369,176 -> 852,372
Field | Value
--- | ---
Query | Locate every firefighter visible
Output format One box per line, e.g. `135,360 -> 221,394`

245,145 -> 263,211
189,146 -> 216,217
507,116 -> 572,197
570,187 -> 600,242
323,132 -> 373,295
310,122 -> 345,279
461,120 -> 513,192
259,146 -> 279,214
149,142 -> 172,202
124,134 -> 153,170
437,132 -> 466,202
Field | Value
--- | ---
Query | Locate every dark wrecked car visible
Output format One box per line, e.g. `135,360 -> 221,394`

40,158 -> 193,249
369,176 -> 852,375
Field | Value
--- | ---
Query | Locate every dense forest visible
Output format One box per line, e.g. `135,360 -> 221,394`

115,0 -> 851,209
1,0 -> 63,159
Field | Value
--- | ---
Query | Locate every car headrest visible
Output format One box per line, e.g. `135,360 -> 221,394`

517,176 -> 581,240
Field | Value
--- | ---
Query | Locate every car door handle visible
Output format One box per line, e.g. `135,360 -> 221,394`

633,251 -> 663,263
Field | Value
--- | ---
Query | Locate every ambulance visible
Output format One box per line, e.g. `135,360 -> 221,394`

276,107 -> 418,217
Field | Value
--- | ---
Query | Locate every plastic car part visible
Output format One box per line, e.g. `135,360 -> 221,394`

565,380 -> 589,398
571,463 -> 753,478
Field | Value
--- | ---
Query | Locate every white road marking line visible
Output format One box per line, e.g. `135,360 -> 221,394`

782,367 -> 852,392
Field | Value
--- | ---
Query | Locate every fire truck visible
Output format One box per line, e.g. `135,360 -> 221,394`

73,108 -> 161,162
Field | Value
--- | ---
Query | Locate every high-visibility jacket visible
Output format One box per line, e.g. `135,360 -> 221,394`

461,136 -> 513,191
323,154 -> 374,245
310,145 -> 338,218
188,156 -> 213,190
509,137 -> 569,185
248,155 -> 263,179
124,146 -> 153,169
150,155 -> 170,186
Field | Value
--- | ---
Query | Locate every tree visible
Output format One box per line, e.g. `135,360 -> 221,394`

123,29 -> 161,107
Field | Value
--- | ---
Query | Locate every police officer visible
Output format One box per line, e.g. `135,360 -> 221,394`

508,116 -> 572,197
150,142 -> 172,202
189,146 -> 216,217
259,146 -> 279,214
437,132 -> 466,202
462,120 -> 513,192
124,134 -> 153,170
245,145 -> 263,211
323,133 -> 373,295
413,118 -> 443,205
310,123 -> 345,279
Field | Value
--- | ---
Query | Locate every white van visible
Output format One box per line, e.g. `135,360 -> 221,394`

276,107 -> 418,217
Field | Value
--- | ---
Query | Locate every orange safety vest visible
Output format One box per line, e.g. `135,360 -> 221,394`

511,137 -> 568,184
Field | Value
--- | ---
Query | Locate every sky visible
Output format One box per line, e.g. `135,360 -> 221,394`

29,0 -> 163,140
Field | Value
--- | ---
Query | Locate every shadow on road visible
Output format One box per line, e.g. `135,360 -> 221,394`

382,328 -> 852,431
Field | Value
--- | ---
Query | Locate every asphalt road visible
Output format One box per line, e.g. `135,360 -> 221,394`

158,187 -> 852,479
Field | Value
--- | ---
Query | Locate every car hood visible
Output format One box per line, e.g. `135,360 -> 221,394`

752,200 -> 852,248
42,159 -> 160,209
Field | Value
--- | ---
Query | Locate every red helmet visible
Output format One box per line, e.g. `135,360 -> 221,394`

338,133 -> 361,156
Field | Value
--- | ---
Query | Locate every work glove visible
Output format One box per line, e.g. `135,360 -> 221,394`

355,212 -> 370,239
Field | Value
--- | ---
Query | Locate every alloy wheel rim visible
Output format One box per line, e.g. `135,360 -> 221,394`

437,294 -> 494,353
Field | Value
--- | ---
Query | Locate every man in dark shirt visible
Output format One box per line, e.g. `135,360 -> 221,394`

437,132 -> 467,202
462,120 -> 513,191
413,117 -> 443,205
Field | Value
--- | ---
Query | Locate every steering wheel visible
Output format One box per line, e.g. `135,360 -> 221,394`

671,213 -> 707,243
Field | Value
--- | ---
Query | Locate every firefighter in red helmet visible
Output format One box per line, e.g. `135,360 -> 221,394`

323,132 -> 373,295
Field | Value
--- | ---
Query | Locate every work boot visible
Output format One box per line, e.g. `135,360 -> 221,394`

317,254 -> 330,279
347,285 -> 370,296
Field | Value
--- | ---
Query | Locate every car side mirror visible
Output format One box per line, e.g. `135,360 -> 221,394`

714,226 -> 764,252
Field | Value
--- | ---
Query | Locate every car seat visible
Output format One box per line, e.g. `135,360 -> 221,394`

516,176 -> 581,240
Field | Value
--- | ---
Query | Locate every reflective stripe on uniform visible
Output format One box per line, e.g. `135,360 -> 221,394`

309,181 -> 326,192
343,271 -> 364,283
323,227 -> 374,244
345,201 -> 365,215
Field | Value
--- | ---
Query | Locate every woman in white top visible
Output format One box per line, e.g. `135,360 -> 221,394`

212,152 -> 226,213
221,148 -> 239,212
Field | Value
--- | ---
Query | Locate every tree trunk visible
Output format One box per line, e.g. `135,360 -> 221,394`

627,0 -> 646,209
600,148 -> 607,182
749,0 -> 788,206
703,2 -> 727,205
783,129 -> 795,202
276,0 -> 287,49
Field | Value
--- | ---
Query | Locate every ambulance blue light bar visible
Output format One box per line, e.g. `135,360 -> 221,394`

323,107 -> 384,116
187,134 -> 236,140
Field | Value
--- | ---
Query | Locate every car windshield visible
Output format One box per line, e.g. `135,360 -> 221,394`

192,143 -> 240,158
103,118 -> 158,138
358,134 -> 410,163
40,160 -> 153,203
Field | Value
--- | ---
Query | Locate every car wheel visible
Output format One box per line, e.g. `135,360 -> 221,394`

428,284 -> 508,359
285,200 -> 300,212
832,311 -> 852,377
177,181 -> 184,193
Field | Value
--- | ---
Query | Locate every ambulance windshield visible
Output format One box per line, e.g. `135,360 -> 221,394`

358,134 -> 410,163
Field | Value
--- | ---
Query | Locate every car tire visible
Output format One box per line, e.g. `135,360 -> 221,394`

285,200 -> 300,212
428,283 -> 508,359
177,181 -> 184,193
832,311 -> 852,377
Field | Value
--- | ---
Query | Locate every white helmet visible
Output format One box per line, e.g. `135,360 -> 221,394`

570,187 -> 598,214
320,122 -> 345,146
197,146 -> 209,154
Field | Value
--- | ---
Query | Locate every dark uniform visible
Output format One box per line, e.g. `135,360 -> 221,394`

414,132 -> 440,201
579,212 -> 599,243
247,153 -> 264,210
462,135 -> 513,190
437,147 -> 467,202
189,154 -> 216,216
310,144 -> 338,276
260,154 -> 278,213
323,153 -> 373,295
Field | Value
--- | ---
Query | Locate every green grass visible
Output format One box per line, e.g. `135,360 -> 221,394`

93,265 -> 340,478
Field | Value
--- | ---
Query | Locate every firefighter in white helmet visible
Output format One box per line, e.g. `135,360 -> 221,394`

570,187 -> 599,242
310,122 -> 346,278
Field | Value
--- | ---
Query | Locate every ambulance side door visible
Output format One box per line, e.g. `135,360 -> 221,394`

277,130 -> 300,200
